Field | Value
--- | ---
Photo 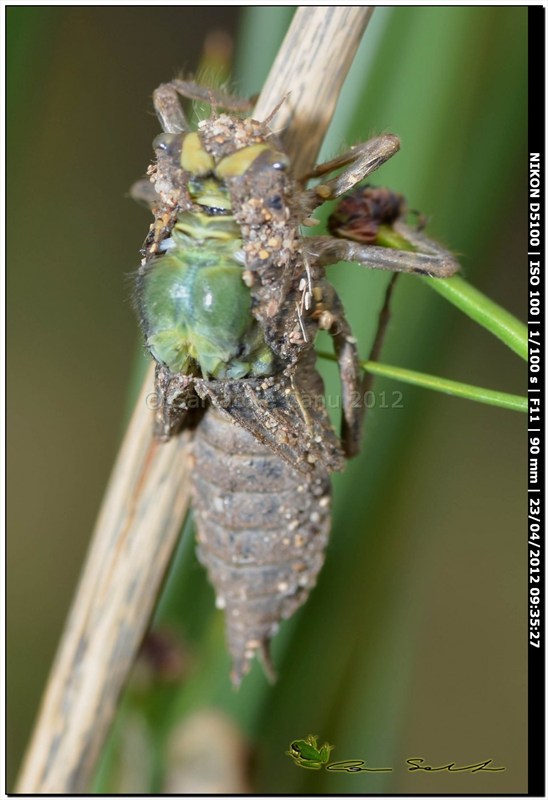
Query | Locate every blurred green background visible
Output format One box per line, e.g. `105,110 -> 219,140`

8,7 -> 527,793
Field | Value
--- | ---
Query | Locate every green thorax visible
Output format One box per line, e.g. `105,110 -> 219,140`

141,179 -> 275,379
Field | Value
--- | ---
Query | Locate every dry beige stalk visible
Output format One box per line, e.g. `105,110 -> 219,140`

16,6 -> 373,793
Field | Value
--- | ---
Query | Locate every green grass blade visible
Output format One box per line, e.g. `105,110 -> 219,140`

317,351 -> 526,412
361,361 -> 526,412
422,275 -> 528,361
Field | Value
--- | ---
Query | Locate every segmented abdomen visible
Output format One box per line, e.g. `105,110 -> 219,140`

191,407 -> 331,685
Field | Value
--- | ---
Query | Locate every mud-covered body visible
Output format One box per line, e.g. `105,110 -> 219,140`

192,408 -> 330,682
134,80 -> 459,685
136,104 -> 344,684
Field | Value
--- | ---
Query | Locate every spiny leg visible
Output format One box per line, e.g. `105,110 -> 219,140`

154,79 -> 253,133
300,135 -> 400,214
317,282 -> 363,458
393,219 -> 461,275
306,224 -> 460,278
320,275 -> 400,459
153,83 -> 190,134
168,79 -> 254,112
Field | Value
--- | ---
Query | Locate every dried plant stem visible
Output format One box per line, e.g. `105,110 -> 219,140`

16,369 -> 193,792
254,7 -> 374,175
16,6 -> 373,793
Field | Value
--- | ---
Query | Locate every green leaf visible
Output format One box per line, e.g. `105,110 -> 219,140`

361,360 -> 526,412
422,275 -> 528,361
317,351 -> 526,412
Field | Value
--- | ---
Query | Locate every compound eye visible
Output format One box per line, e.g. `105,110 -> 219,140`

152,132 -> 183,157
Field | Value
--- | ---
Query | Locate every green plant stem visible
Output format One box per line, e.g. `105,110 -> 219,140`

421,275 -> 528,361
317,351 -> 526,412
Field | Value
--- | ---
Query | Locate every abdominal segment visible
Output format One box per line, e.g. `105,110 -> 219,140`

191,407 -> 331,685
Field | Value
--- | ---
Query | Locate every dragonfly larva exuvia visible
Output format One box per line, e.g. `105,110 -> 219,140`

132,80 -> 459,685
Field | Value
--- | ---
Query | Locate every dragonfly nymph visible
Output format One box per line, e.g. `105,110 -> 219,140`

133,80 -> 459,685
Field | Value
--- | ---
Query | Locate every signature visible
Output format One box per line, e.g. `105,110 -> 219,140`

406,758 -> 505,773
326,760 -> 392,773
325,758 -> 505,774
286,736 -> 506,774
